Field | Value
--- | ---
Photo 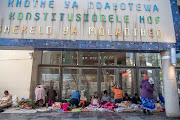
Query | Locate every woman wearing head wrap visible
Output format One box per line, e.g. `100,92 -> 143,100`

140,74 -> 156,115
35,85 -> 46,106
112,84 -> 124,104
47,86 -> 57,106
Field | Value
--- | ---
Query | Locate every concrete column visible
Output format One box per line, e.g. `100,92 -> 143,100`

29,50 -> 42,99
119,73 -> 122,89
78,69 -> 82,91
153,70 -> 158,101
114,53 -> 117,65
77,52 -> 83,91
58,52 -> 63,101
160,50 -> 180,117
116,69 -> 120,84
97,68 -> 101,97
59,67 -> 63,101
104,70 -> 108,92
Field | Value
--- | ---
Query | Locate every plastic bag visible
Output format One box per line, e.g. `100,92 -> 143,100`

12,95 -> 18,107
129,104 -> 139,110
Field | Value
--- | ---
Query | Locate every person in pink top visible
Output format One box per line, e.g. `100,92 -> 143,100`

91,92 -> 100,106
35,84 -> 46,106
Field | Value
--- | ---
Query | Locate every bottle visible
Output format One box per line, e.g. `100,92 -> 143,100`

46,103 -> 48,108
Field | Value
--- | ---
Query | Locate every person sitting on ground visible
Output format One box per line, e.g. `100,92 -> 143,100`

158,93 -> 164,103
157,93 -> 165,106
132,93 -> 141,104
0,90 -> 12,108
91,92 -> 101,106
112,84 -> 124,104
47,86 -> 57,106
70,90 -> 81,109
123,93 -> 132,101
101,90 -> 111,104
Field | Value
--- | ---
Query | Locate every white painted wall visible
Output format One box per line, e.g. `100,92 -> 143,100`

0,50 -> 33,101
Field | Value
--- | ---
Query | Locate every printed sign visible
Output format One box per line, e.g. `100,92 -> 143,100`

0,0 -> 176,43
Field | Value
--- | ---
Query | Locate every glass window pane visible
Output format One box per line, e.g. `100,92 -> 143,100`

139,69 -> 153,80
157,53 -> 161,66
81,52 -> 98,65
62,51 -> 77,65
137,53 -> 158,66
176,70 -> 180,94
100,52 -> 115,65
42,51 -> 61,64
120,69 -> 135,96
176,51 -> 180,66
62,69 -> 79,100
82,69 -> 97,101
158,70 -> 163,95
117,53 -> 134,66
40,67 -> 59,100
101,69 -> 115,98
100,52 -> 134,66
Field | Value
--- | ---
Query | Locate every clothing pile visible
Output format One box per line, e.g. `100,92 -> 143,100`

62,103 -> 69,111
87,104 -> 100,108
19,99 -> 35,109
154,103 -> 165,112
101,102 -> 116,109
49,101 -> 143,113
115,101 -> 142,112
83,102 -> 117,112
51,102 -> 62,109
71,107 -> 82,112
101,102 -> 117,111
83,103 -> 105,112
116,101 -> 130,109
83,104 -> 100,111
51,102 -> 71,111
82,107 -> 104,112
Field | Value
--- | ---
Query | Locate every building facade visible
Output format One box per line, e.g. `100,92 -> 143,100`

0,0 -> 180,117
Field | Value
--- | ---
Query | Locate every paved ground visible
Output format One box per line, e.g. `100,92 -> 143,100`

0,112 -> 179,120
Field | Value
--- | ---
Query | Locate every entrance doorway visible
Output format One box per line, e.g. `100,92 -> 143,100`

101,69 -> 115,98
39,67 -> 60,100
62,68 -> 98,101
101,68 -> 135,97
